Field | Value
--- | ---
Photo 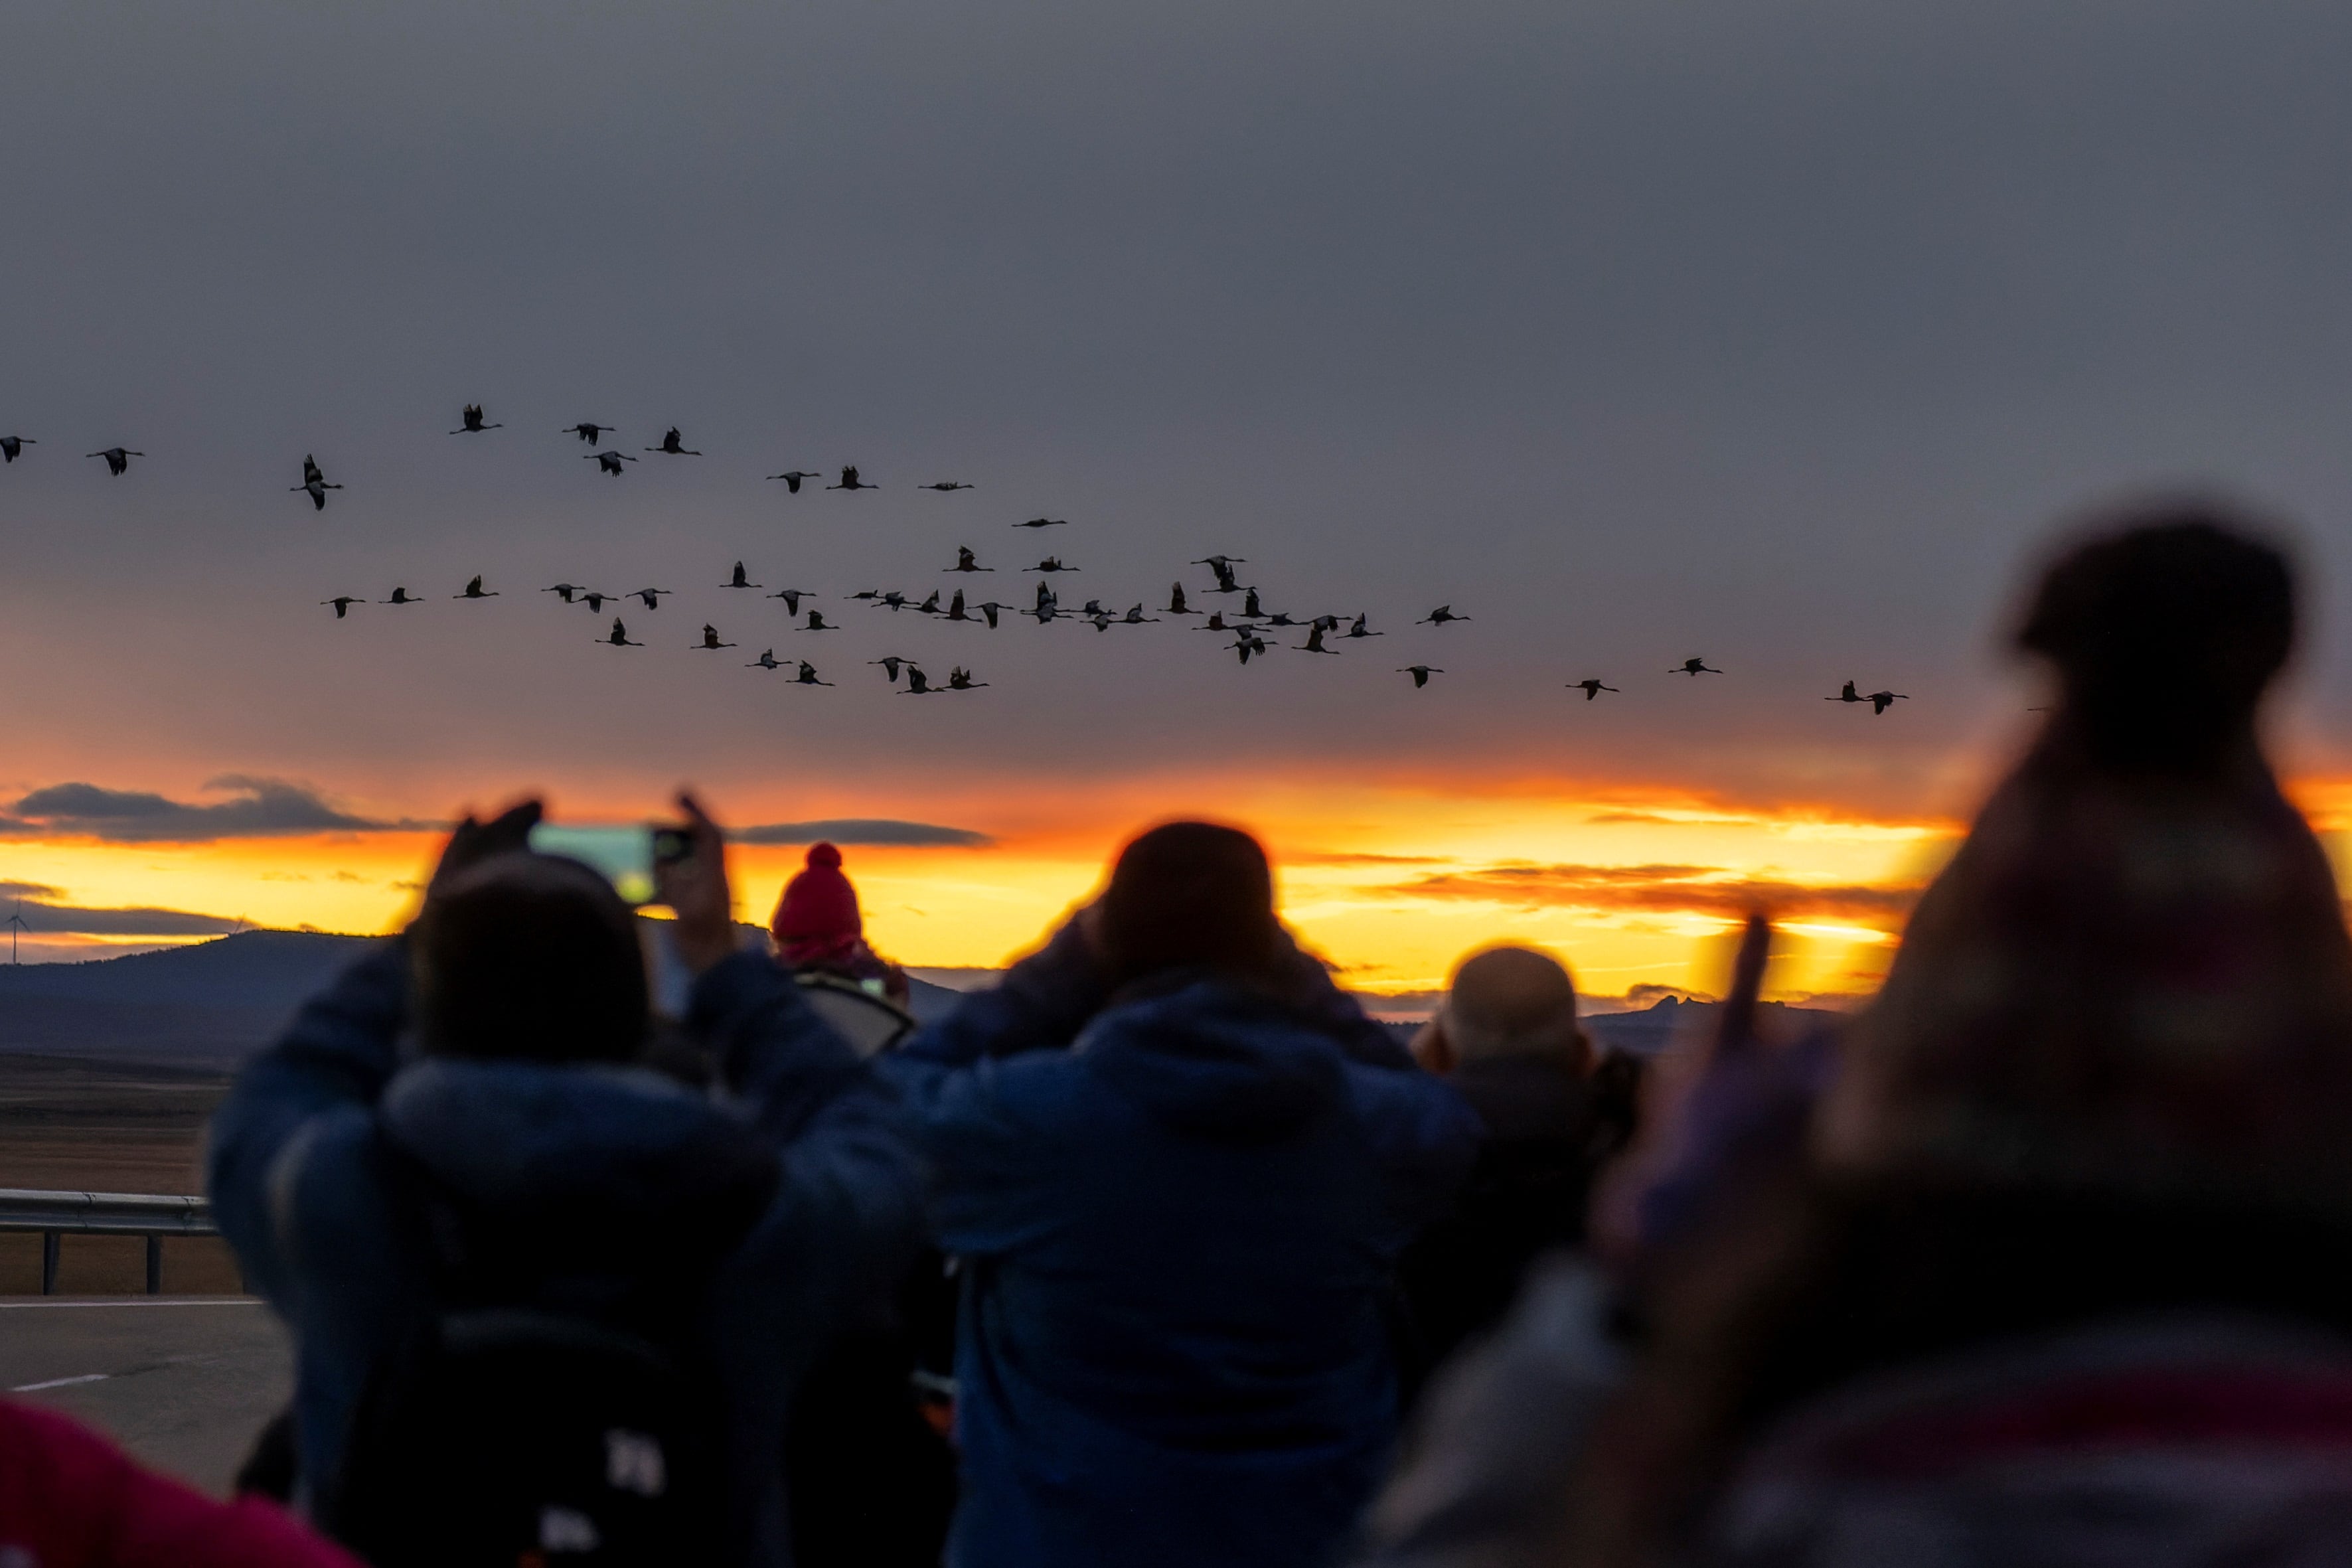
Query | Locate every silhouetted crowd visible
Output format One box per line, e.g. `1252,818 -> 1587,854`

11,499 -> 2352,1567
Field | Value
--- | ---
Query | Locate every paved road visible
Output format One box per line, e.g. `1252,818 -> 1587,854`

0,1296 -> 290,1496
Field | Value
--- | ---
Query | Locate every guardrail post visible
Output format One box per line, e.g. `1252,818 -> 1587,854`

3,1191 -> 220,1295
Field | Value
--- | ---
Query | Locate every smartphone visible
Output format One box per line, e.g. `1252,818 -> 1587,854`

528,823 -> 692,907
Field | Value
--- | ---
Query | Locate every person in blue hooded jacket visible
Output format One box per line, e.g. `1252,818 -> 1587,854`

884,821 -> 1483,1568
205,793 -> 921,1567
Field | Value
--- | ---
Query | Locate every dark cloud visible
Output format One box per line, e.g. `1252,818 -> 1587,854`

3,897 -> 246,938
1285,852 -> 1453,868
730,819 -> 993,848
1,777 -> 410,842
1382,862 -> 1921,923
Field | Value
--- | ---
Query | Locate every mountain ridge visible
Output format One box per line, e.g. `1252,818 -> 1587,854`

0,929 -> 964,1066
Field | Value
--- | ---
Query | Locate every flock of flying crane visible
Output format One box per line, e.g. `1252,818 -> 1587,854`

2,412 -> 1911,710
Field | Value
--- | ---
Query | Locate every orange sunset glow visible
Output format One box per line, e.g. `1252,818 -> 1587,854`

2,763 -> 1979,1002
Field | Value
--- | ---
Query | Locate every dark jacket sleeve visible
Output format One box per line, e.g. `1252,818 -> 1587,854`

205,940 -> 411,1308
1273,937 -> 1420,1069
878,922 -> 1107,1253
688,949 -> 925,1289
892,919 -> 1108,1071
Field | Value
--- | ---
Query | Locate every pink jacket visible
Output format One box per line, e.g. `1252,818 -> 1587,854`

0,1399 -> 358,1568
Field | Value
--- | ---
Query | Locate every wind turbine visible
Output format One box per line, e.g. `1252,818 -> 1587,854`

7,902 -> 27,965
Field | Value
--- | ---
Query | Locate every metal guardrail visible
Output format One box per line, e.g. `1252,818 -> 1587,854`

0,1189 -> 218,1296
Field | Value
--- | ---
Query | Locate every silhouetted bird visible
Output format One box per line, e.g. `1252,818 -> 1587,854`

1570,679 -> 1619,700
1122,604 -> 1160,625
1827,680 -> 1863,704
1343,614 -> 1383,639
1398,665 -> 1444,688
1195,557 -> 1245,594
631,588 -> 671,610
767,470 -> 821,493
828,465 -> 878,491
748,649 -> 783,670
1867,690 -> 1908,714
321,596 -> 362,619
544,584 -> 586,603
1231,633 -> 1269,666
564,423 -> 613,443
878,591 -> 911,612
1014,517 -> 1067,528
1026,582 -> 1061,623
86,447 -> 143,476
791,662 -> 832,686
455,576 -> 499,600
767,588 -> 813,615
947,546 -> 992,573
291,455 -> 343,510
1294,624 -> 1339,655
1672,658 -> 1722,676
380,587 -> 422,605
902,666 -> 935,695
1196,611 -> 1231,633
1240,588 -> 1267,619
587,450 -> 637,475
921,481 -> 974,491
973,601 -> 1013,629
870,656 -> 909,684
451,405 -> 500,434
1418,605 -> 1469,627
915,590 -> 942,615
580,591 -> 617,613
601,618 -> 641,647
801,611 -> 836,631
1079,599 -> 1111,617
0,437 -> 33,463
1166,583 -> 1196,615
1026,557 -> 1077,573
646,427 -> 701,455
944,589 -> 973,622
694,624 -> 735,650
947,667 -> 988,690
724,562 -> 759,589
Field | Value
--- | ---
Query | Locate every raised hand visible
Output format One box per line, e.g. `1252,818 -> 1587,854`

426,799 -> 543,899
654,791 -> 737,975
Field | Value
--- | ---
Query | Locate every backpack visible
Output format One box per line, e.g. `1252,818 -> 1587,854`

327,1135 -> 755,1567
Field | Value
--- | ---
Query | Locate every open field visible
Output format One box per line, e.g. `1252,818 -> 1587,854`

0,1054 -> 244,1294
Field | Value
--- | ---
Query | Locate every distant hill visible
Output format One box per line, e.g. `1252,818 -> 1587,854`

0,932 -> 1800,1067
0,929 -> 965,1067
0,931 -> 370,1066
1584,995 -> 1840,1058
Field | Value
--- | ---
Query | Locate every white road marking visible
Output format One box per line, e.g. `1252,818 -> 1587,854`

11,1373 -> 110,1392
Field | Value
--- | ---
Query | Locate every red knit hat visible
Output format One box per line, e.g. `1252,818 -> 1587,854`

771,843 -> 863,949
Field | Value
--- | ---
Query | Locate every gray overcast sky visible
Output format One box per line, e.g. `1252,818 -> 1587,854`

7,0 -> 2352,826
